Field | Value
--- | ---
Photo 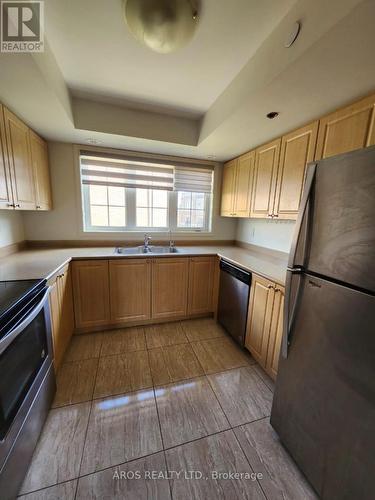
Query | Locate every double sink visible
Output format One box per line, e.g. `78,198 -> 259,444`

115,245 -> 181,255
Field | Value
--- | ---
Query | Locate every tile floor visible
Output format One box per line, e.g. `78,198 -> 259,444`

18,318 -> 317,500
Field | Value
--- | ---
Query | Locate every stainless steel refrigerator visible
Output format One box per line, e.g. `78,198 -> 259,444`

270,146 -> 375,500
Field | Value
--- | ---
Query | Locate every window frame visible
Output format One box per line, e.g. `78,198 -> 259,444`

82,186 -> 212,233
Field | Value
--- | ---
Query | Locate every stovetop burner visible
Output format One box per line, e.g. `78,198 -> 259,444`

0,279 -> 45,325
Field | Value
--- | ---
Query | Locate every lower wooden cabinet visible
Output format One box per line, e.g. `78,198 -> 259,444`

245,273 -> 285,380
71,256 -> 217,331
49,265 -> 74,371
72,260 -> 110,329
188,256 -> 215,315
109,259 -> 151,323
152,257 -> 189,319
265,286 -> 284,379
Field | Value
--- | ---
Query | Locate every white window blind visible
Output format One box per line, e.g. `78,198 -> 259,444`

174,166 -> 213,193
80,153 -> 174,191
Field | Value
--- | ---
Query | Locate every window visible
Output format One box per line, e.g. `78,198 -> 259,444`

136,189 -> 168,228
80,151 -> 213,232
177,191 -> 206,228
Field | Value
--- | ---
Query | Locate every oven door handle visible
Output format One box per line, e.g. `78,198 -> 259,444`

0,288 -> 50,355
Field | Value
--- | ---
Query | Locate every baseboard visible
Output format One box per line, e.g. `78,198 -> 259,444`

74,312 -> 214,335
0,240 -> 27,258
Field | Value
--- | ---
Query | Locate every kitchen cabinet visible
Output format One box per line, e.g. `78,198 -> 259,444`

233,151 -> 255,217
0,105 -> 13,209
220,152 -> 254,217
315,92 -> 375,160
3,107 -> 35,210
152,257 -> 189,319
188,256 -> 215,315
109,259 -> 152,323
273,121 -> 318,220
29,130 -> 52,210
49,265 -> 74,370
245,273 -> 285,380
72,260 -> 110,329
265,285 -> 284,379
250,138 -> 281,218
220,159 -> 237,216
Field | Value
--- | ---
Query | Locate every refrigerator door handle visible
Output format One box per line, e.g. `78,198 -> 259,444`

288,163 -> 317,269
282,268 -> 303,358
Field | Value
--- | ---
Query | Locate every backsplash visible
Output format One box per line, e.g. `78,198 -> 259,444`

236,218 -> 295,254
0,212 -> 25,249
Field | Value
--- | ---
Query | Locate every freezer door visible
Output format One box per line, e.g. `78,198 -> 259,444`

271,273 -> 375,499
291,146 -> 375,292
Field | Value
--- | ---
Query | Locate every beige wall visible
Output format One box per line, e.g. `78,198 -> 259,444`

236,218 -> 295,254
0,212 -> 25,248
22,142 -> 237,242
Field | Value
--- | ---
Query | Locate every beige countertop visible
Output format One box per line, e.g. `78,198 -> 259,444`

0,245 -> 288,285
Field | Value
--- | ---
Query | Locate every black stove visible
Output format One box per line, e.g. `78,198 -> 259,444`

0,279 -> 46,339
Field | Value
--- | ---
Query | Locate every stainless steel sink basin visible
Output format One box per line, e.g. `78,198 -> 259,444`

115,245 -> 179,255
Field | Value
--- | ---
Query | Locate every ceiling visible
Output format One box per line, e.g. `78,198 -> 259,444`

45,0 -> 296,116
0,0 -> 374,161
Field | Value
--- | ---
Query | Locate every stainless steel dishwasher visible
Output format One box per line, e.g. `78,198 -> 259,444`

217,259 -> 251,346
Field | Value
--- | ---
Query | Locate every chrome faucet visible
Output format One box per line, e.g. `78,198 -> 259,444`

143,234 -> 152,251
168,230 -> 175,250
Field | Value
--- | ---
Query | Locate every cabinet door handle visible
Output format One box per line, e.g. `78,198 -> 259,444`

36,205 -> 41,209
15,204 -> 20,208
267,284 -> 274,289
273,214 -> 279,218
7,203 -> 15,207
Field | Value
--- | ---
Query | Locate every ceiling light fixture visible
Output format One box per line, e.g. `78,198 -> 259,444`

266,112 -> 279,119
124,0 -> 199,54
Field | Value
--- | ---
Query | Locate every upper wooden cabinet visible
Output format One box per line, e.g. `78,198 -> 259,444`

273,121 -> 318,219
220,152 -> 255,217
250,139 -> 281,218
0,105 -> 13,209
72,260 -> 111,329
0,103 -> 52,211
109,259 -> 151,323
220,159 -> 237,216
3,107 -> 35,210
233,151 -> 255,217
29,130 -> 52,210
220,92 -> 375,221
315,93 -> 375,160
188,256 -> 215,315
152,257 -> 189,319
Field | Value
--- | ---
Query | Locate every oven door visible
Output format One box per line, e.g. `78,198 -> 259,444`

0,287 -> 54,467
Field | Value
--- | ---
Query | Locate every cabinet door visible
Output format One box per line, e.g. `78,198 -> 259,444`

233,150 -> 255,217
49,279 -> 61,369
0,105 -> 14,209
188,256 -> 215,316
251,139 -> 281,218
57,266 -> 75,364
29,130 -> 52,210
265,286 -> 284,380
3,107 -> 36,210
273,121 -> 318,220
245,274 -> 275,366
152,258 -> 189,319
109,259 -> 151,323
315,93 -> 375,160
72,260 -> 110,329
220,159 -> 237,216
